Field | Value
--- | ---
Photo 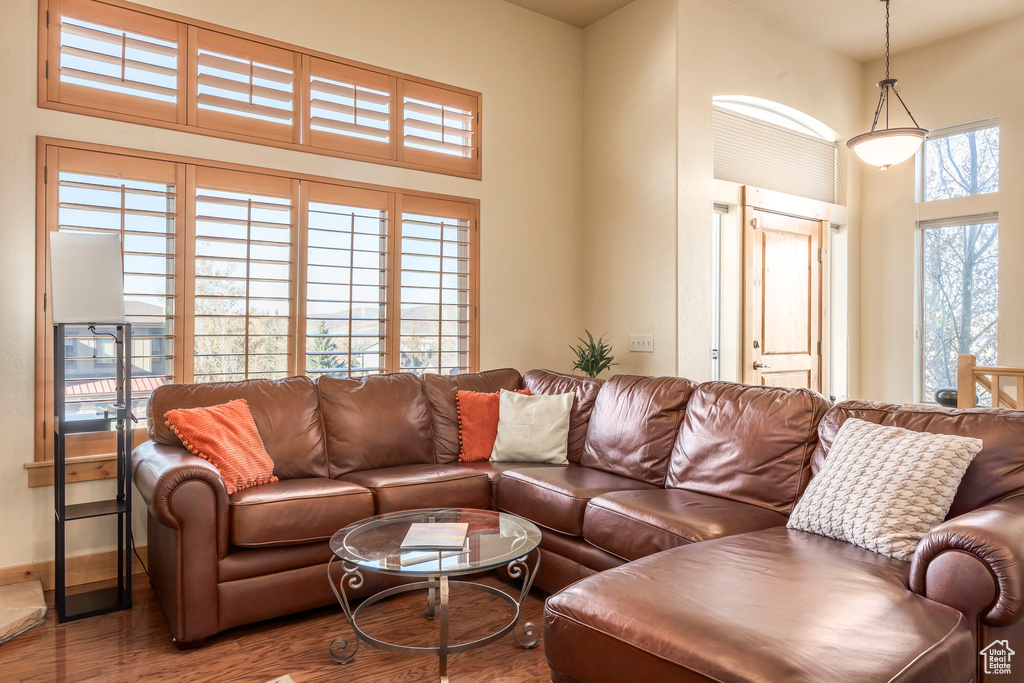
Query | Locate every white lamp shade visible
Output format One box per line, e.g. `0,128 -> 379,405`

847,127 -> 928,168
49,232 -> 125,324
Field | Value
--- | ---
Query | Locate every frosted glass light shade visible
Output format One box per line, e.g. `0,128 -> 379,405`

49,232 -> 125,323
847,127 -> 928,169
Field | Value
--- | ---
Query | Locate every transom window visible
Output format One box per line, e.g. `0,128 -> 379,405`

43,0 -> 481,178
922,118 -> 999,202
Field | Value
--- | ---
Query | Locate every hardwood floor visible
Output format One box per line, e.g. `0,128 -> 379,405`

0,574 -> 551,683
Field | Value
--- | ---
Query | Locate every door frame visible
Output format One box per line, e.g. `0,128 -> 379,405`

742,186 -> 831,394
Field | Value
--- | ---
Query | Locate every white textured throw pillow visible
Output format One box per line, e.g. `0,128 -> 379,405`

788,418 -> 983,561
490,390 -> 573,464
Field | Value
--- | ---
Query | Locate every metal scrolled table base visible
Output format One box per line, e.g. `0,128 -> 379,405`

328,552 -> 541,683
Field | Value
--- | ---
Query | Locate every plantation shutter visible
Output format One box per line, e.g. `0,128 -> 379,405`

400,81 -> 479,176
302,183 -> 391,378
43,147 -> 180,459
191,168 -> 298,382
49,0 -> 183,122
306,58 -> 394,160
396,196 -> 475,375
713,106 -> 838,204
191,29 -> 300,143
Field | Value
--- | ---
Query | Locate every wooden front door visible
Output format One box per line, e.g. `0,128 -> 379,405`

743,187 -> 828,392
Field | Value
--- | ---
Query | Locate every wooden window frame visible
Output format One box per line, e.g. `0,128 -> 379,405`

33,136 -> 480,476
38,0 -> 482,179
395,195 -> 479,375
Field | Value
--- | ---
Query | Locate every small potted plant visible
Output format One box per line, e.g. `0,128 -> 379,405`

570,330 -> 617,378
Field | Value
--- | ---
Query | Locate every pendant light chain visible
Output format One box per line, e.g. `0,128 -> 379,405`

885,0 -> 890,80
845,0 -> 928,168
884,0 -> 890,127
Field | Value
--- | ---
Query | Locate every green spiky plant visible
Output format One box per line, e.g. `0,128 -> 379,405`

570,330 -> 617,378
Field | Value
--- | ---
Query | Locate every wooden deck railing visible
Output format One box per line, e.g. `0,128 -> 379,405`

957,355 -> 1024,409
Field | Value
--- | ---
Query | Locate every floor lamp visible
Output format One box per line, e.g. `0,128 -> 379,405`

48,232 -> 134,621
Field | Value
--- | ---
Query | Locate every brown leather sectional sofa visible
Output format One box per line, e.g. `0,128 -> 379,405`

133,367 -> 1024,683
541,398 -> 1024,683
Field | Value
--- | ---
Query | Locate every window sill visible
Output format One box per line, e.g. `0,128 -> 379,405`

24,454 -> 118,488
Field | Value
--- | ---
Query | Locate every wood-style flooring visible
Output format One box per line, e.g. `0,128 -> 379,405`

0,574 -> 551,683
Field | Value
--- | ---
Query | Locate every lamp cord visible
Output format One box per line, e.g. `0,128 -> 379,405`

87,325 -> 138,423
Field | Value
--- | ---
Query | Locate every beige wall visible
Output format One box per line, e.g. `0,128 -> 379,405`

582,0 -> 863,384
0,0 -> 583,568
581,0 -> 679,376
859,16 -> 1024,403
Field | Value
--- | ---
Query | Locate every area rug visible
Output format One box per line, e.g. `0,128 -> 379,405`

263,676 -> 295,683
0,580 -> 46,645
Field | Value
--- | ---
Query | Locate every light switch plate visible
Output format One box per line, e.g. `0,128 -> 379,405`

629,334 -> 654,353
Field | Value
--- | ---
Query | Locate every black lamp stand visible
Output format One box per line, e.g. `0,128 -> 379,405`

53,322 -> 133,622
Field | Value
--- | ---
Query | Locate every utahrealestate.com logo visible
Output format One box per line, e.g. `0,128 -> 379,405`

981,640 -> 1015,675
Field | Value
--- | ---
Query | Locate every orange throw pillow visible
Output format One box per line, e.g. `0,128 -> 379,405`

164,399 -> 278,495
456,389 -> 531,462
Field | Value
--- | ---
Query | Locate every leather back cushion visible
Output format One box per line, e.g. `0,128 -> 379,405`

666,382 -> 830,514
148,376 -> 328,479
163,399 -> 278,494
581,374 -> 697,485
319,373 -> 436,476
812,400 -> 1024,518
422,369 -> 523,463
523,369 -> 604,464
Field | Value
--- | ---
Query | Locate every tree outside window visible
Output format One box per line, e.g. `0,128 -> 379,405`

924,125 -> 999,201
922,221 -> 998,402
920,121 -> 1000,403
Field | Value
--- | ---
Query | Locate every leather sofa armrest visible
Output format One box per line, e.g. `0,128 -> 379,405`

133,440 -> 229,559
911,496 -> 1024,627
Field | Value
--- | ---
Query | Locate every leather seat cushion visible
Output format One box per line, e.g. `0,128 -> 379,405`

583,489 -> 789,561
454,460 -> 562,506
544,528 -> 975,683
229,478 -> 374,548
341,464 -> 490,514
495,466 -> 656,536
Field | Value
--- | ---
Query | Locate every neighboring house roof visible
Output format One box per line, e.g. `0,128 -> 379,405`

66,376 -> 166,398
124,300 -> 167,317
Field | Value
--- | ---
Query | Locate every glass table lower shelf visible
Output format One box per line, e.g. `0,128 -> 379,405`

327,508 -> 543,683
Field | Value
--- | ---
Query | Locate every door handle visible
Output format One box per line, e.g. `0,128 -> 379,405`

753,361 -> 771,370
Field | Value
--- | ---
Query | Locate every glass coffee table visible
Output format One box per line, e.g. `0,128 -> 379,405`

327,508 -> 543,682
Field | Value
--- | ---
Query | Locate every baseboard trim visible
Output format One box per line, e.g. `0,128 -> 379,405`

0,547 -> 148,592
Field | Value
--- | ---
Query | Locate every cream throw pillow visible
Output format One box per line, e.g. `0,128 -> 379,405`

788,418 -> 982,561
490,389 -> 573,464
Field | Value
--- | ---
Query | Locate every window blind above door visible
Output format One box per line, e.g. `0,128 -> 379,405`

713,107 -> 838,205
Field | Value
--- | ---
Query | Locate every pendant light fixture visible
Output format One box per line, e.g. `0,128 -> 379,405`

847,0 -> 928,170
